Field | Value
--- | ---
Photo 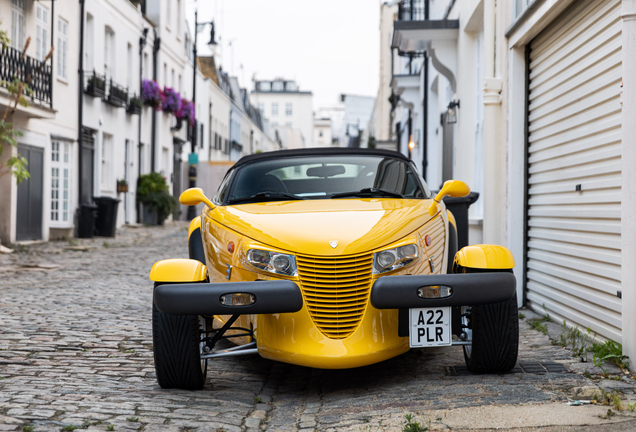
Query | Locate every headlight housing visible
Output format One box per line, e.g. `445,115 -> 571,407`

245,248 -> 298,277
373,243 -> 419,274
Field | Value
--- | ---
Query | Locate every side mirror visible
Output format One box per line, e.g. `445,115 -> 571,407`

179,188 -> 215,210
428,180 -> 470,216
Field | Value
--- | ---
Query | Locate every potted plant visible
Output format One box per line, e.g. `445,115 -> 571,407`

141,79 -> 165,111
117,179 -> 129,193
127,96 -> 142,115
136,172 -> 178,225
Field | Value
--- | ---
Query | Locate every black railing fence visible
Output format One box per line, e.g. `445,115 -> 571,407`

0,45 -> 52,107
107,78 -> 128,107
398,0 -> 429,21
84,71 -> 107,97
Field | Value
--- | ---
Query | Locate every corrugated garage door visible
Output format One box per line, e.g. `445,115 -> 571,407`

526,0 -> 622,342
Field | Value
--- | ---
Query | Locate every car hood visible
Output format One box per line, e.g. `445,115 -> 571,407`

208,198 -> 438,256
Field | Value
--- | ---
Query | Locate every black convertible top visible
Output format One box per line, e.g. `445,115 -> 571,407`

233,147 -> 411,169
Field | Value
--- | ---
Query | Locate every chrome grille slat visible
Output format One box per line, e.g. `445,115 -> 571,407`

297,252 -> 373,339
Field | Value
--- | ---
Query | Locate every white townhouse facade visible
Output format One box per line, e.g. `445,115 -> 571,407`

81,0 -> 156,228
0,0 -> 81,244
384,0 -> 636,365
0,0 -> 279,243
250,79 -> 314,148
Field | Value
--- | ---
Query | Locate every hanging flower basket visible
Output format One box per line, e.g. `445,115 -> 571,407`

141,79 -> 164,111
162,87 -> 182,113
177,98 -> 196,127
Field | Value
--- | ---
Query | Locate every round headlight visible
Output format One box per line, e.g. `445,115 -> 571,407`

400,244 -> 418,257
248,249 -> 267,264
377,251 -> 396,268
272,254 -> 292,273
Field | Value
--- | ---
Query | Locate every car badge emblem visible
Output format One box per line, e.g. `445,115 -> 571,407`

329,240 -> 338,249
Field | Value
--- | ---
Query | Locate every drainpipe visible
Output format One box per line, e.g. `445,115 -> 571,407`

621,0 -> 636,370
481,0 -> 504,246
77,0 -> 85,206
151,30 -> 160,172
422,52 -> 428,181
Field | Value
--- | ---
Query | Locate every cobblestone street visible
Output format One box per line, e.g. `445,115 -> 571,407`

2,223 -> 636,432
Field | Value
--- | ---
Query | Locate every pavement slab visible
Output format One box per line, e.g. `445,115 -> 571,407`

2,222 -> 636,431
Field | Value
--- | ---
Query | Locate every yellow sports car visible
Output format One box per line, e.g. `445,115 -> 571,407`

150,148 -> 518,389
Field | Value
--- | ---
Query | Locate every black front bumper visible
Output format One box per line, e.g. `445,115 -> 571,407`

371,272 -> 516,309
154,280 -> 303,315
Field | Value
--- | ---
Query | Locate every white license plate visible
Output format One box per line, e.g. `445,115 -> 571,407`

409,307 -> 452,347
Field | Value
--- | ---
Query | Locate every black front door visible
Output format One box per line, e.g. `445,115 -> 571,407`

16,144 -> 44,241
81,128 -> 95,204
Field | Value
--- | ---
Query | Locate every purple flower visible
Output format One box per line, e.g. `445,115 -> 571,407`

177,98 -> 196,126
141,80 -> 164,111
162,87 -> 182,113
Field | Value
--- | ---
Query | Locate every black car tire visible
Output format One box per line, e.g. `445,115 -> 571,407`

460,268 -> 519,374
152,293 -> 207,390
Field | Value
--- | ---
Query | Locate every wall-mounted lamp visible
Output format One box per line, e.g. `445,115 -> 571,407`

447,100 -> 460,124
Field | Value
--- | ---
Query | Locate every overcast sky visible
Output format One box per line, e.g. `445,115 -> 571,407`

185,0 -> 381,110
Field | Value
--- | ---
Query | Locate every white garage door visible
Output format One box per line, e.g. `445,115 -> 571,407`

526,0 -> 622,342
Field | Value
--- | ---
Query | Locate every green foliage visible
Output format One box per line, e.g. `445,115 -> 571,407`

527,314 -> 552,335
0,120 -> 29,182
22,426 -> 34,432
402,414 -> 429,432
106,426 -> 115,431
63,425 -> 78,431
125,418 -> 139,423
592,339 -> 629,370
0,28 -> 32,183
254,395 -> 263,404
555,321 -> 591,359
518,312 -> 525,319
136,172 -> 178,222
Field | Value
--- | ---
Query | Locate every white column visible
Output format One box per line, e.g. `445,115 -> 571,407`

482,0 -> 505,246
621,0 -> 636,369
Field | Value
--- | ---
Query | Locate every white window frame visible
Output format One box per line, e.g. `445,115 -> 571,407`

36,3 -> 49,62
11,0 -> 25,51
57,17 -> 68,81
50,140 -> 73,227
285,103 -> 293,116
272,103 -> 279,116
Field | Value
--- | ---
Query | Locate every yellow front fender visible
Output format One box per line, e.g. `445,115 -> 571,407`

454,245 -> 515,270
149,258 -> 208,283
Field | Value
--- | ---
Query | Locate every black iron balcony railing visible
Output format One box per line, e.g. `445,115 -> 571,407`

84,71 -> 107,97
105,78 -> 128,108
0,45 -> 52,107
398,0 -> 429,21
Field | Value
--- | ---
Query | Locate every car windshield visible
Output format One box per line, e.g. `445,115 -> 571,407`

223,155 -> 431,205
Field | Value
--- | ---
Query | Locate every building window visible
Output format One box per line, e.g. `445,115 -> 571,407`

51,140 -> 72,223
514,0 -> 532,18
85,14 -> 94,70
272,81 -> 284,91
285,103 -> 292,116
36,4 -> 49,62
104,27 -> 115,81
258,81 -> 271,92
258,103 -> 264,113
101,134 -> 113,190
11,0 -> 24,50
285,122 -> 292,127
57,18 -> 68,80
272,103 -> 279,116
127,43 -> 133,89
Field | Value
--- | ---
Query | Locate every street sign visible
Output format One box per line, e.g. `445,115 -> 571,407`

188,153 -> 199,165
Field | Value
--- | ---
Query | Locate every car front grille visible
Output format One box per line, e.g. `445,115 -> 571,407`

296,252 -> 374,339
